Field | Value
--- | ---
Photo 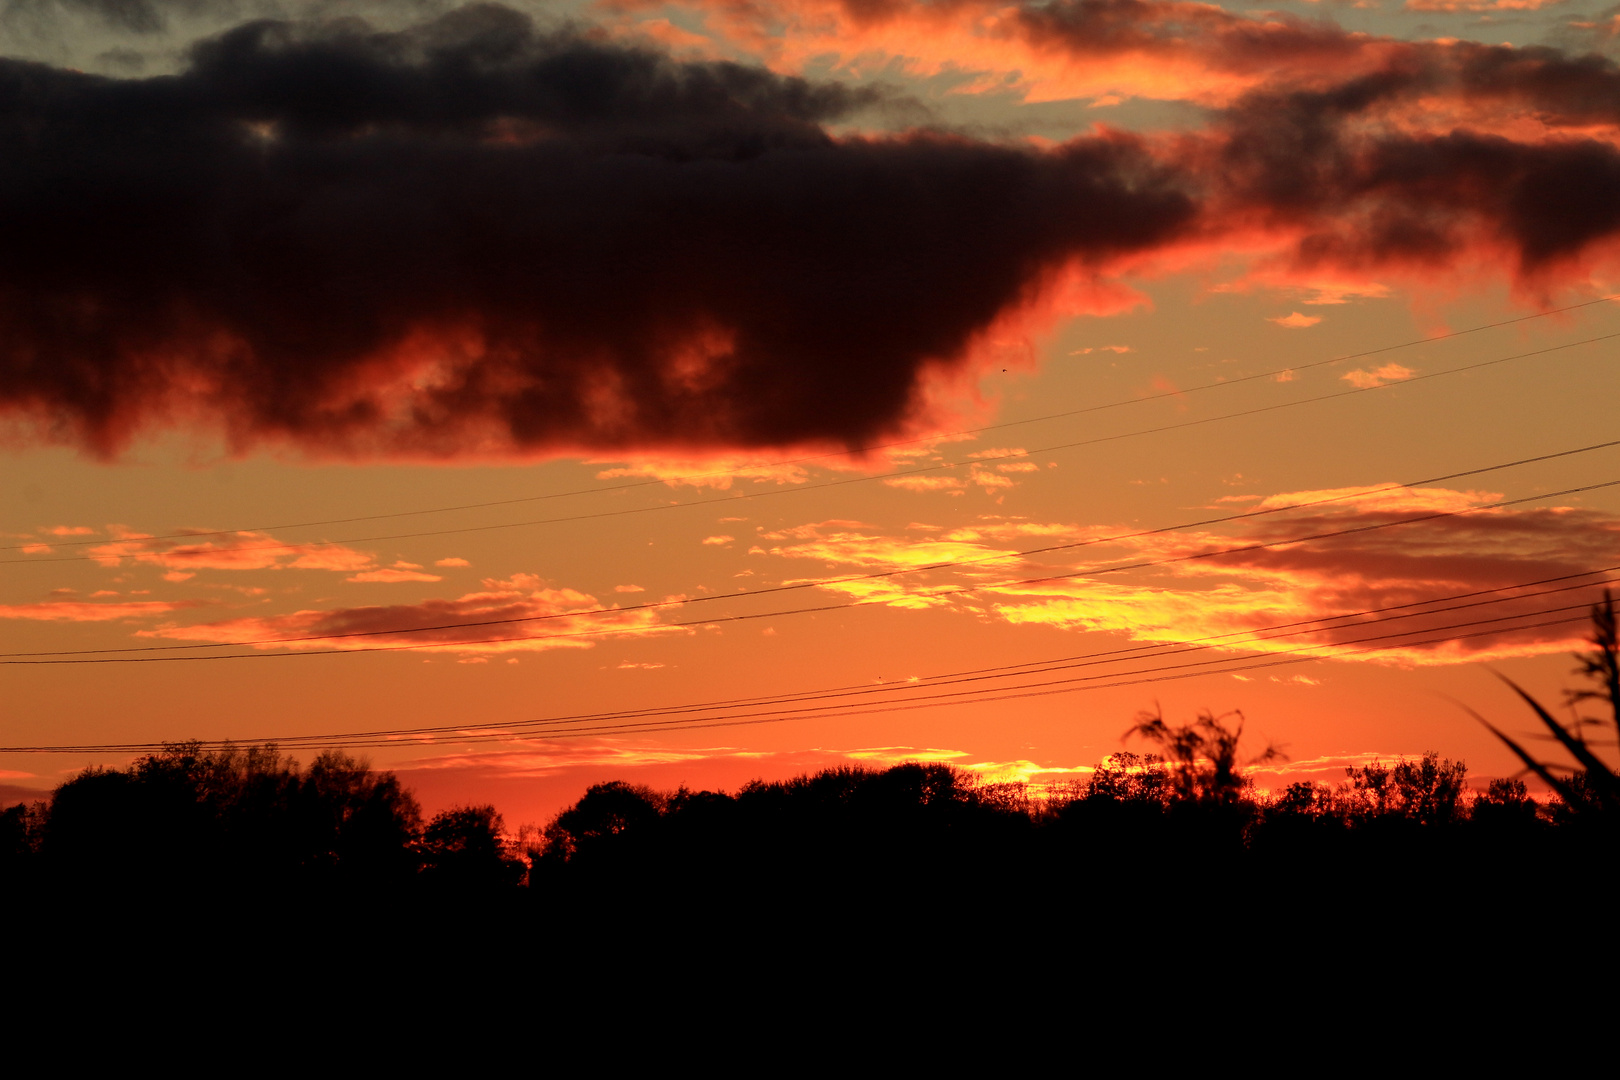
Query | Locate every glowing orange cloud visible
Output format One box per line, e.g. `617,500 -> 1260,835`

84,529 -> 440,582
0,599 -> 198,622
593,456 -> 815,489
759,519 -> 1019,570
139,573 -> 671,653
748,490 -> 1620,664
986,487 -> 1620,664
1340,364 -> 1415,389
598,0 -> 1401,106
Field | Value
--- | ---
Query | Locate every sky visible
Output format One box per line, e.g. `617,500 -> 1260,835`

4,0 -> 1620,825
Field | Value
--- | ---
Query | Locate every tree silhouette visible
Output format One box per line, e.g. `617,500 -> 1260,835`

1080,751 -> 1170,805
1125,705 -> 1281,804
540,780 -> 665,862
420,805 -> 525,889
34,743 -> 423,893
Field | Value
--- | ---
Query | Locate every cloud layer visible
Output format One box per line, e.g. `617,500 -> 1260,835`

140,572 -> 668,651
755,489 -> 1620,664
4,3 -> 1620,459
0,5 -> 1191,457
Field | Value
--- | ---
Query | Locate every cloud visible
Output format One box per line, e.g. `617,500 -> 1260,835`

1268,312 -> 1321,328
593,457 -> 814,489
763,520 -> 1019,571
87,529 -> 383,574
756,519 -> 1029,608
1404,0 -> 1562,8
7,4 -> 1620,464
883,474 -> 967,492
748,493 -> 1620,665
0,599 -> 197,621
0,6 -> 1194,460
141,576 -> 670,653
986,486 -> 1620,664
609,0 -> 1395,107
627,1 -> 1620,288
346,567 -> 444,583
434,557 -> 470,567
701,535 -> 735,546
1340,363 -> 1415,389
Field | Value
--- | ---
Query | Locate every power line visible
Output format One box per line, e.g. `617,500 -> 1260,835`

181,570 -> 1620,747
7,291 -> 1615,557
504,612 -> 1590,748
7,471 -> 1617,663
5,594 -> 1596,753
328,606 -> 1600,746
6,326 -> 1617,568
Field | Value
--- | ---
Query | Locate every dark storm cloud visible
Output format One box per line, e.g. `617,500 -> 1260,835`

1201,49 -> 1620,275
10,1 -> 1620,460
0,3 -> 1194,457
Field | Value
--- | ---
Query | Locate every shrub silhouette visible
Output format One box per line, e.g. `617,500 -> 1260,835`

1471,776 -> 1540,831
1341,752 -> 1470,826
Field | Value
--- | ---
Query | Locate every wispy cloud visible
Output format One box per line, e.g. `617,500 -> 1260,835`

1341,363 -> 1415,389
141,573 -> 670,653
0,599 -> 198,622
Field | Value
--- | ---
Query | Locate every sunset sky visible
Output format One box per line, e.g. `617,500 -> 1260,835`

4,0 -> 1620,824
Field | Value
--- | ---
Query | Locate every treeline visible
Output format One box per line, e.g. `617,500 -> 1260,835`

1,730 -> 1604,903
0,743 -> 525,898
6,599 -> 1620,946
0,729 -> 1614,965
528,741 -> 1584,884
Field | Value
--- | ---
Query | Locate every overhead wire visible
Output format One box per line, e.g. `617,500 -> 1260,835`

174,570 -> 1620,744
486,611 -> 1591,748
5,589 -> 1602,753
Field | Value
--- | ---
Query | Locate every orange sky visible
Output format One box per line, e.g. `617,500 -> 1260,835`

3,0 -> 1620,826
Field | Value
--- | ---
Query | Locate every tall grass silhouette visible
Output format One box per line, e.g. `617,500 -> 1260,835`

1470,590 -> 1620,814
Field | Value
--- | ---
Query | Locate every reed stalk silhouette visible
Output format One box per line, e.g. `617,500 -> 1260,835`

1470,590 -> 1620,814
